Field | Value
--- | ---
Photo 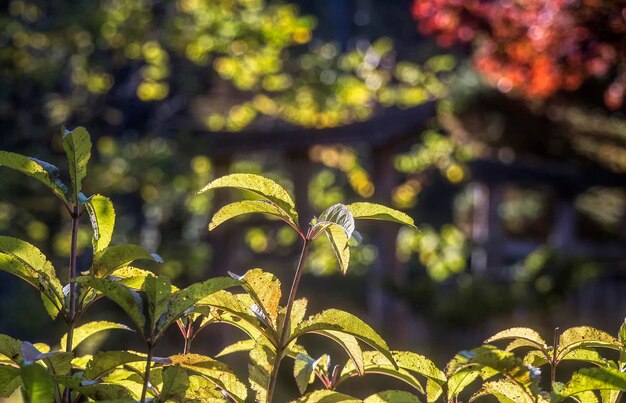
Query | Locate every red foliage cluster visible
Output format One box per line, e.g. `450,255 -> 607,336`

412,0 -> 626,109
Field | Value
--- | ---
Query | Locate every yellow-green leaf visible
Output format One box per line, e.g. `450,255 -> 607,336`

199,173 -> 297,222
231,269 -> 281,331
209,200 -> 297,231
84,350 -> 147,380
91,244 -> 158,278
85,195 -> 115,253
62,126 -> 91,199
295,390 -> 360,402
294,309 -> 395,368
557,367 -> 626,400
0,151 -> 67,202
557,327 -> 622,360
216,340 -> 256,357
471,379 -> 535,403
142,275 -> 172,334
159,366 -> 189,402
364,390 -> 421,403
54,374 -> 133,400
0,365 -> 21,397
76,277 -> 145,332
325,224 -> 350,275
293,353 -> 320,395
315,203 -> 355,240
21,363 -> 55,403
348,202 -> 416,228
60,321 -> 132,352
248,338 -> 275,403
485,327 -> 548,350
316,330 -> 364,375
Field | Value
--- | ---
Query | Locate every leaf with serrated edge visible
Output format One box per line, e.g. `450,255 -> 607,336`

485,327 -> 548,350
209,200 -> 297,231
60,321 -> 132,351
315,203 -> 355,240
325,224 -> 351,274
471,379 -> 534,403
160,365 -> 189,402
557,367 -> 626,400
54,374 -> 133,400
248,338 -> 275,403
293,353 -> 320,395
76,277 -> 145,332
85,350 -> 147,380
295,390 -> 361,402
232,268 -> 281,331
364,390 -> 422,403
160,277 -> 237,336
62,126 -> 91,199
0,150 -> 67,202
316,330 -> 364,375
142,275 -> 171,334
339,350 -> 423,394
199,173 -> 298,222
293,309 -> 395,368
348,202 -> 416,228
557,327 -> 621,360
85,195 -> 115,253
168,354 -> 247,402
91,244 -> 157,278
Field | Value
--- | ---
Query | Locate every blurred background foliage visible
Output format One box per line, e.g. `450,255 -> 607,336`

1,0 -> 626,367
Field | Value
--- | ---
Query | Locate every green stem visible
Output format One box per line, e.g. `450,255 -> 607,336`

63,205 -> 80,403
551,327 -> 560,387
140,343 -> 154,403
266,238 -> 310,403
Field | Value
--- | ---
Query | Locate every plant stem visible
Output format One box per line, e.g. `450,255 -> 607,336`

63,205 -> 80,403
551,327 -> 560,386
183,322 -> 193,354
140,343 -> 154,403
266,238 -> 310,403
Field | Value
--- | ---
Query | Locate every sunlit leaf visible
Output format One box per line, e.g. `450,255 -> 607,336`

85,350 -> 148,380
0,334 -> 22,363
20,363 -> 55,403
199,173 -> 298,222
0,151 -> 67,202
55,374 -> 134,400
209,200 -> 297,231
248,338 -> 275,403
0,365 -> 21,397
142,275 -> 172,334
216,340 -> 256,357
62,126 -> 91,199
364,390 -> 421,402
158,365 -> 189,402
91,244 -> 158,278
557,327 -> 621,360
60,321 -> 132,352
85,195 -> 115,253
471,379 -> 535,403
315,330 -> 363,375
325,224 -> 350,275
167,354 -> 247,402
294,309 -> 395,367
293,353 -> 321,395
348,202 -> 416,228
554,367 -> 626,401
485,327 -> 548,350
231,269 -> 281,331
76,277 -> 145,332
160,277 -> 237,335
314,203 -> 355,240
295,390 -> 360,402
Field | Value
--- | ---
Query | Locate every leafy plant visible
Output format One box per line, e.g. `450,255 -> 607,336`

0,127 -> 625,402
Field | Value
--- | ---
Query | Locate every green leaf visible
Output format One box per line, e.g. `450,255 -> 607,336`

314,203 -> 355,240
76,277 -> 145,332
62,126 -> 92,199
55,375 -> 134,400
557,327 -> 622,360
392,351 -> 446,402
248,338 -> 275,403
339,351 -> 423,394
209,200 -> 297,231
348,202 -> 416,228
315,330 -> 363,375
216,339 -> 256,357
364,390 -> 422,403
0,334 -> 22,363
186,374 -> 229,401
85,195 -> 116,253
0,365 -> 21,397
168,354 -> 248,402
485,327 -> 548,350
556,367 -> 626,400
60,321 -> 132,351
231,268 -> 282,331
446,368 -> 481,400
20,363 -> 55,403
283,297 -> 308,338
293,353 -> 321,395
142,275 -> 172,334
91,244 -> 158,278
293,309 -> 395,368
199,173 -> 298,222
0,150 -> 67,202
561,348 -> 610,367
325,224 -> 351,275
471,379 -> 535,403
158,366 -> 189,402
0,237 -> 63,319
160,277 -> 237,335
85,350 -> 148,380
295,390 -> 360,402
